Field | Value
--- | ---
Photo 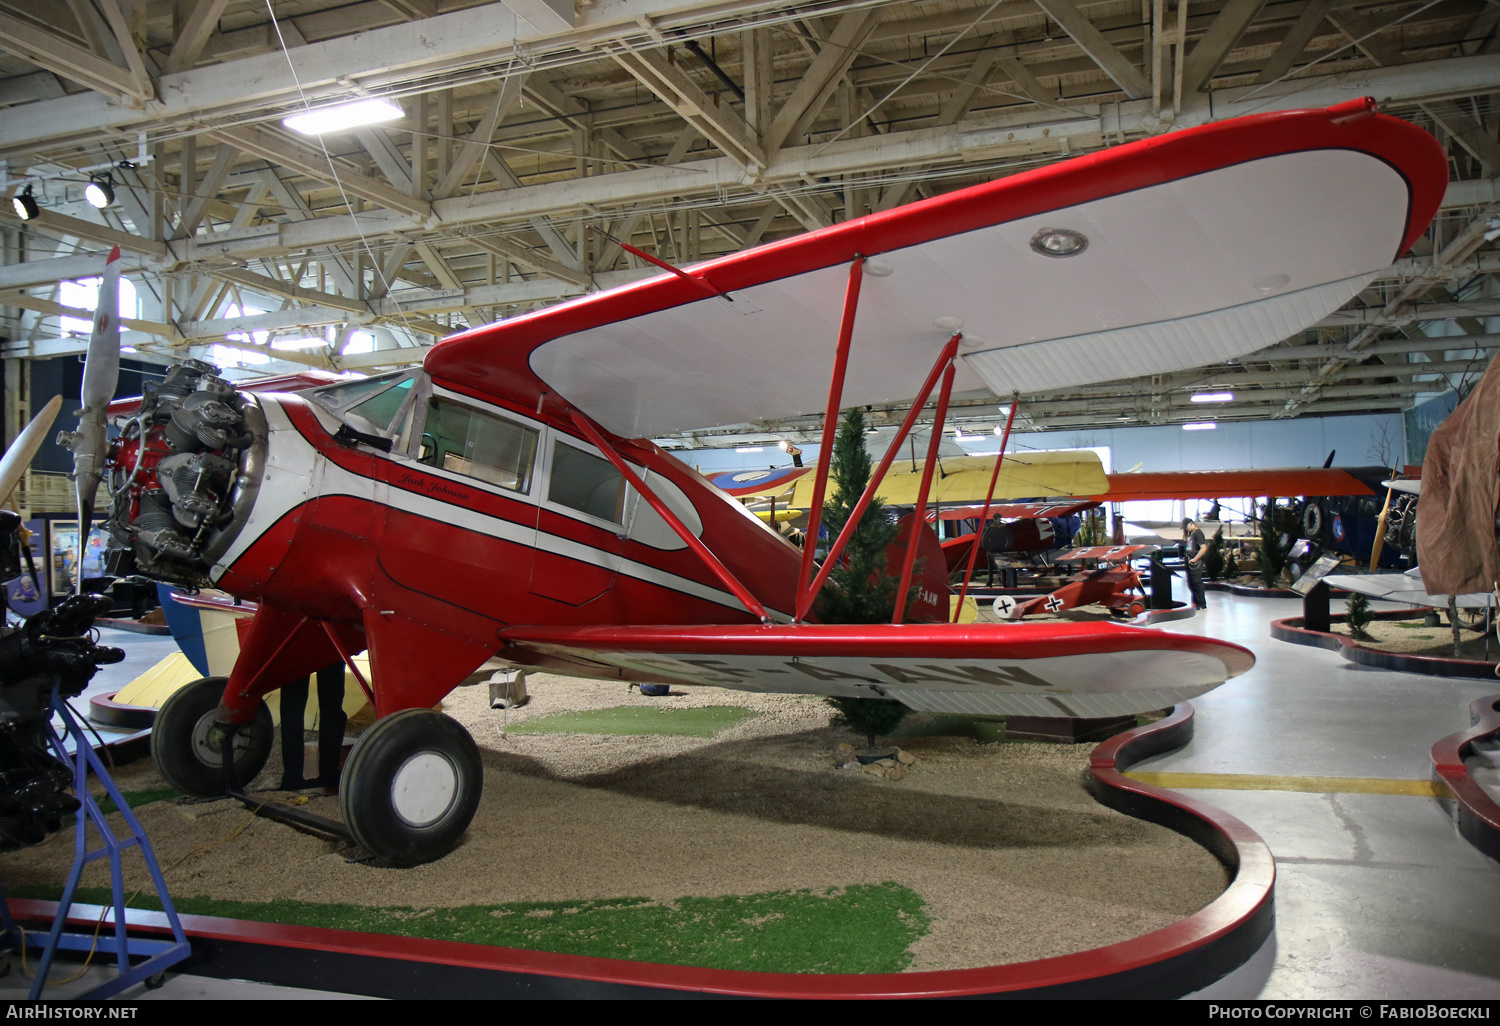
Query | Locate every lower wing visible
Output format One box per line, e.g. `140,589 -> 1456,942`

497,622 -> 1254,719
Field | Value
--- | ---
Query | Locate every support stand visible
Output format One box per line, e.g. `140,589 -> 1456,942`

1149,556 -> 1175,609
5,692 -> 191,998
1302,580 -> 1331,634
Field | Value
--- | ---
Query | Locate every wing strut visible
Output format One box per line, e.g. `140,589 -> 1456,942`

569,410 -> 773,625
797,331 -> 963,622
952,394 -> 1020,620
893,357 -> 956,624
795,258 -> 865,621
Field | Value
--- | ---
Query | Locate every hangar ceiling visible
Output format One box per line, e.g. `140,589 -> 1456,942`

1,0 -> 1498,449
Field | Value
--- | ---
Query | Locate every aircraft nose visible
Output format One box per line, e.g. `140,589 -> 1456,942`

96,360 -> 266,587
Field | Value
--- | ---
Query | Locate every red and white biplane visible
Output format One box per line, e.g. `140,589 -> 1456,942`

64,99 -> 1444,865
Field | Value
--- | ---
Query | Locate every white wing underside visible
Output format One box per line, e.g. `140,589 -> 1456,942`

531,150 -> 1407,438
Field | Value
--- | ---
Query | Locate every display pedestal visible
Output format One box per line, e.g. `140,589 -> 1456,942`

1302,579 -> 1331,633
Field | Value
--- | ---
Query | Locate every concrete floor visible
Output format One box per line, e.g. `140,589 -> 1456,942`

5,594 -> 1500,1000
1164,594 -> 1500,1000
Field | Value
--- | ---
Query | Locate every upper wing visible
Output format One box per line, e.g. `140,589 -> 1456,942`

937,500 -> 1101,520
1056,545 -> 1157,562
1097,467 -> 1381,502
703,466 -> 812,498
498,621 -> 1254,719
425,101 -> 1445,439
789,451 -> 1109,509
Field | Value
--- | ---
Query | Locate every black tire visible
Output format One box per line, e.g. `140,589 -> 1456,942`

1302,503 -> 1323,541
339,710 -> 482,867
150,677 -> 274,797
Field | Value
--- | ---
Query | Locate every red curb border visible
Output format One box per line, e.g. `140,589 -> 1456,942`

87,691 -> 157,731
1272,611 -> 1500,680
7,706 -> 1274,999
1431,694 -> 1500,865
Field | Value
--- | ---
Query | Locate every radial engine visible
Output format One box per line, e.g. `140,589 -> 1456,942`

100,359 -> 265,586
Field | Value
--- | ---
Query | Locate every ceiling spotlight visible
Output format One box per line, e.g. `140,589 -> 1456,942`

1029,227 -> 1088,258
283,98 -> 404,136
1191,392 -> 1234,403
12,185 -> 39,221
84,173 -> 115,209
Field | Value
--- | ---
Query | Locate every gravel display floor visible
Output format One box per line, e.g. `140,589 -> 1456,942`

1,673 -> 1231,973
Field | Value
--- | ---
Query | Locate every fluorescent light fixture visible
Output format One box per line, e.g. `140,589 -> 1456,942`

272,336 -> 329,351
1182,422 -> 1217,431
735,446 -> 763,453
1191,392 -> 1234,403
283,98 -> 404,136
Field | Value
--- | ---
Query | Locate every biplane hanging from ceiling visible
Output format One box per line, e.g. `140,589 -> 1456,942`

52,98 -> 1445,865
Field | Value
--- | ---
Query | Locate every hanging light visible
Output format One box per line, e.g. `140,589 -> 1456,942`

84,173 -> 115,209
12,185 -> 39,221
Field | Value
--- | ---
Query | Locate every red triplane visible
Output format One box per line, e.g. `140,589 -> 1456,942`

992,546 -> 1155,621
64,101 -> 1444,864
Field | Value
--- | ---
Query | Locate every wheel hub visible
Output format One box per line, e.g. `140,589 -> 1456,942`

391,751 -> 457,827
189,710 -> 249,768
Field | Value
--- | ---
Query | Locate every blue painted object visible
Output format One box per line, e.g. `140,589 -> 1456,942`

2,691 -> 191,997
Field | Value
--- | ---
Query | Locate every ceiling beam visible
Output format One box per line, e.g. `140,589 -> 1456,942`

0,11 -> 153,102
1180,0 -> 1267,95
1031,0 -> 1149,98
614,47 -> 765,171
210,125 -> 433,220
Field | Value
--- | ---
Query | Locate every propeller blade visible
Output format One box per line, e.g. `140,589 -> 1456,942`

72,245 -> 123,591
0,395 -> 63,506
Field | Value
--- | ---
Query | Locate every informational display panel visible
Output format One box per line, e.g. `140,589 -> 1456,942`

1291,554 -> 1344,596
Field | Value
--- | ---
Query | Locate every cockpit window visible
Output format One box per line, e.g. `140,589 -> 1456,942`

420,398 -> 538,493
347,377 -> 414,433
548,441 -> 624,523
307,371 -> 410,414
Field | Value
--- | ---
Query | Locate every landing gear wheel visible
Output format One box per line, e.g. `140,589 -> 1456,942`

1127,600 -> 1147,617
150,677 -> 274,797
339,709 -> 482,867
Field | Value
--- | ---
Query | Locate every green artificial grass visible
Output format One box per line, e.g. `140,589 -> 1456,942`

13,883 -> 928,975
96,787 -> 182,817
507,704 -> 758,738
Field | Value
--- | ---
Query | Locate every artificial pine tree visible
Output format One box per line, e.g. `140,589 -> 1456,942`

816,407 -> 910,748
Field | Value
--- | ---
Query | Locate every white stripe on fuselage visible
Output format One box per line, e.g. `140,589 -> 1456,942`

214,398 -> 784,619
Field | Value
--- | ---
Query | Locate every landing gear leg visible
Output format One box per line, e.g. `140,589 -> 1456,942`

339,710 -> 482,867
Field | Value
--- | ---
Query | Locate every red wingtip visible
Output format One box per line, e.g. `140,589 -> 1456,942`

107,245 -> 120,263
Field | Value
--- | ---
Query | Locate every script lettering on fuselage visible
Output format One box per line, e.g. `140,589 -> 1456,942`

396,470 -> 475,505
